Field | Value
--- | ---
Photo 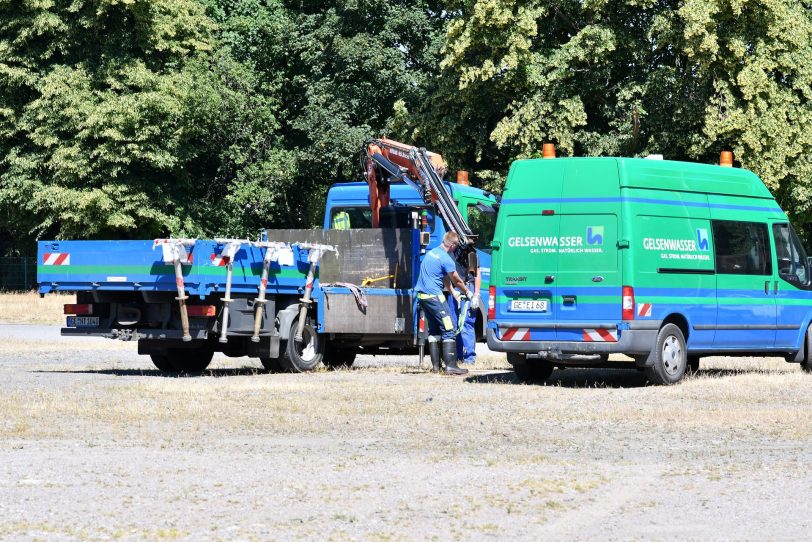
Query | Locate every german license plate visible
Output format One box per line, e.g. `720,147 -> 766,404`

67,316 -> 100,328
510,299 -> 548,312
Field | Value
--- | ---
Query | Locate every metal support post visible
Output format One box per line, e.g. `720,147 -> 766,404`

250,241 -> 294,343
293,243 -> 337,342
213,239 -> 246,344
154,238 -> 197,342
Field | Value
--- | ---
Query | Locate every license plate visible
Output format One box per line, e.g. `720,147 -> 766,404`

67,316 -> 100,328
510,299 -> 548,312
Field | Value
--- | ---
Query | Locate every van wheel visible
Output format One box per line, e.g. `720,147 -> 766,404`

280,318 -> 323,372
508,353 -> 554,383
645,324 -> 687,385
801,324 -> 812,373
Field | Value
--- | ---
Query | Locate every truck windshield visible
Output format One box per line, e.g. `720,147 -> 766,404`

467,203 -> 497,254
330,206 -> 431,230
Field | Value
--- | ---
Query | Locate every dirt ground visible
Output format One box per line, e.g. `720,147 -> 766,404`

1,324 -> 811,541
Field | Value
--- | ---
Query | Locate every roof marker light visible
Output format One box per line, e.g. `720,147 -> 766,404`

542,143 -> 556,159
720,151 -> 734,167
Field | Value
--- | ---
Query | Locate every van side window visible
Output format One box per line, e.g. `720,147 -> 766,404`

712,221 -> 772,275
772,223 -> 811,287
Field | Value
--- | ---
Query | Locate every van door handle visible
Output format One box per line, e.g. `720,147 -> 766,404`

764,281 -> 770,295
775,281 -> 779,293
545,275 -> 555,283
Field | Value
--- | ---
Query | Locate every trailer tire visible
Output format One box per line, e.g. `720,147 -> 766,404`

279,318 -> 323,373
645,323 -> 687,385
150,354 -> 176,373
259,357 -> 284,373
169,348 -> 213,374
508,353 -> 554,383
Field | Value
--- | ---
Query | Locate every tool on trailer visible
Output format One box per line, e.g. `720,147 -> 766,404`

293,243 -> 337,343
153,238 -> 197,341
212,239 -> 249,344
361,263 -> 399,288
249,241 -> 294,343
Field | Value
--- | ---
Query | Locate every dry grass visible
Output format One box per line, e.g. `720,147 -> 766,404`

0,291 -> 74,324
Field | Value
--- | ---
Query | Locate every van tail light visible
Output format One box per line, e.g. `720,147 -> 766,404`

622,286 -> 635,321
488,285 -> 496,320
64,304 -> 93,315
187,305 -> 216,317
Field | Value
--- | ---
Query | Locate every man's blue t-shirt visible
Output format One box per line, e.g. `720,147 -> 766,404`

415,245 -> 457,295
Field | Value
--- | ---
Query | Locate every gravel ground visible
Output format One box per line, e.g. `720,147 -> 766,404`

1,324 -> 811,541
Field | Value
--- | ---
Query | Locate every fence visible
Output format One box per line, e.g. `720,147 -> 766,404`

0,257 -> 37,291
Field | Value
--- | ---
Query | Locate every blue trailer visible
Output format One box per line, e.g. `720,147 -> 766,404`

37,180 -> 498,373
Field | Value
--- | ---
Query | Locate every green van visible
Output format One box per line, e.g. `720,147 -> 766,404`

486,157 -> 812,384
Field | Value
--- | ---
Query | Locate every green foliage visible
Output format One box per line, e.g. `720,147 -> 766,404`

2,0 -> 812,253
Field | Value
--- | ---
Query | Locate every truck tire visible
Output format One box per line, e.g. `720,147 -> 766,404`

508,352 -> 554,383
169,348 -> 214,374
323,344 -> 357,369
645,323 -> 687,385
259,357 -> 284,373
279,318 -> 323,373
150,354 -> 176,373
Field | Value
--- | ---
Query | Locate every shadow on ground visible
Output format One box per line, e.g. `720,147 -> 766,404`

33,368 -> 271,378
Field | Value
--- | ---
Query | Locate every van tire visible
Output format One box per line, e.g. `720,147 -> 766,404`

645,324 -> 687,385
687,356 -> 700,374
508,353 -> 554,383
279,318 -> 323,373
801,325 -> 812,373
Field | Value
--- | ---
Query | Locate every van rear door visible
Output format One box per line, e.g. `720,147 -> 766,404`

555,160 -> 621,342
498,213 -> 559,341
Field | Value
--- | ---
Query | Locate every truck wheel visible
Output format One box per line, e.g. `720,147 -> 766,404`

508,352 -> 554,383
323,344 -> 357,369
645,324 -> 687,385
259,357 -> 284,373
168,348 -> 214,374
280,318 -> 323,372
150,354 -> 176,373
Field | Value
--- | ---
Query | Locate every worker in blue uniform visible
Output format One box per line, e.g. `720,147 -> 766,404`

415,231 -> 474,375
447,260 -> 480,365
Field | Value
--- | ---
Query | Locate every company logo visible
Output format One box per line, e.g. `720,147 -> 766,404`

696,228 -> 709,251
587,226 -> 604,246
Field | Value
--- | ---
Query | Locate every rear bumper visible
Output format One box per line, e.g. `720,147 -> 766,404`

486,321 -> 660,356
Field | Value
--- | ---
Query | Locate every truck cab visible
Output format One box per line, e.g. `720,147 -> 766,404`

323,181 -> 499,338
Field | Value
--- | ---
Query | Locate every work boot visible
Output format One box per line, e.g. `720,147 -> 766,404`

442,340 -> 468,376
428,339 -> 441,373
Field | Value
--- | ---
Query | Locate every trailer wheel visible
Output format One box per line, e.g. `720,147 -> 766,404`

645,323 -> 687,385
150,354 -> 176,373
168,348 -> 214,374
259,357 -> 284,373
508,353 -> 554,383
280,318 -> 323,372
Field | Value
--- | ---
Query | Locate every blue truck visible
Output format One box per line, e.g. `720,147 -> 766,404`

37,144 -> 499,373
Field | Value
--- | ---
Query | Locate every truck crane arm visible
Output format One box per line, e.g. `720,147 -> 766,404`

361,138 -> 478,272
